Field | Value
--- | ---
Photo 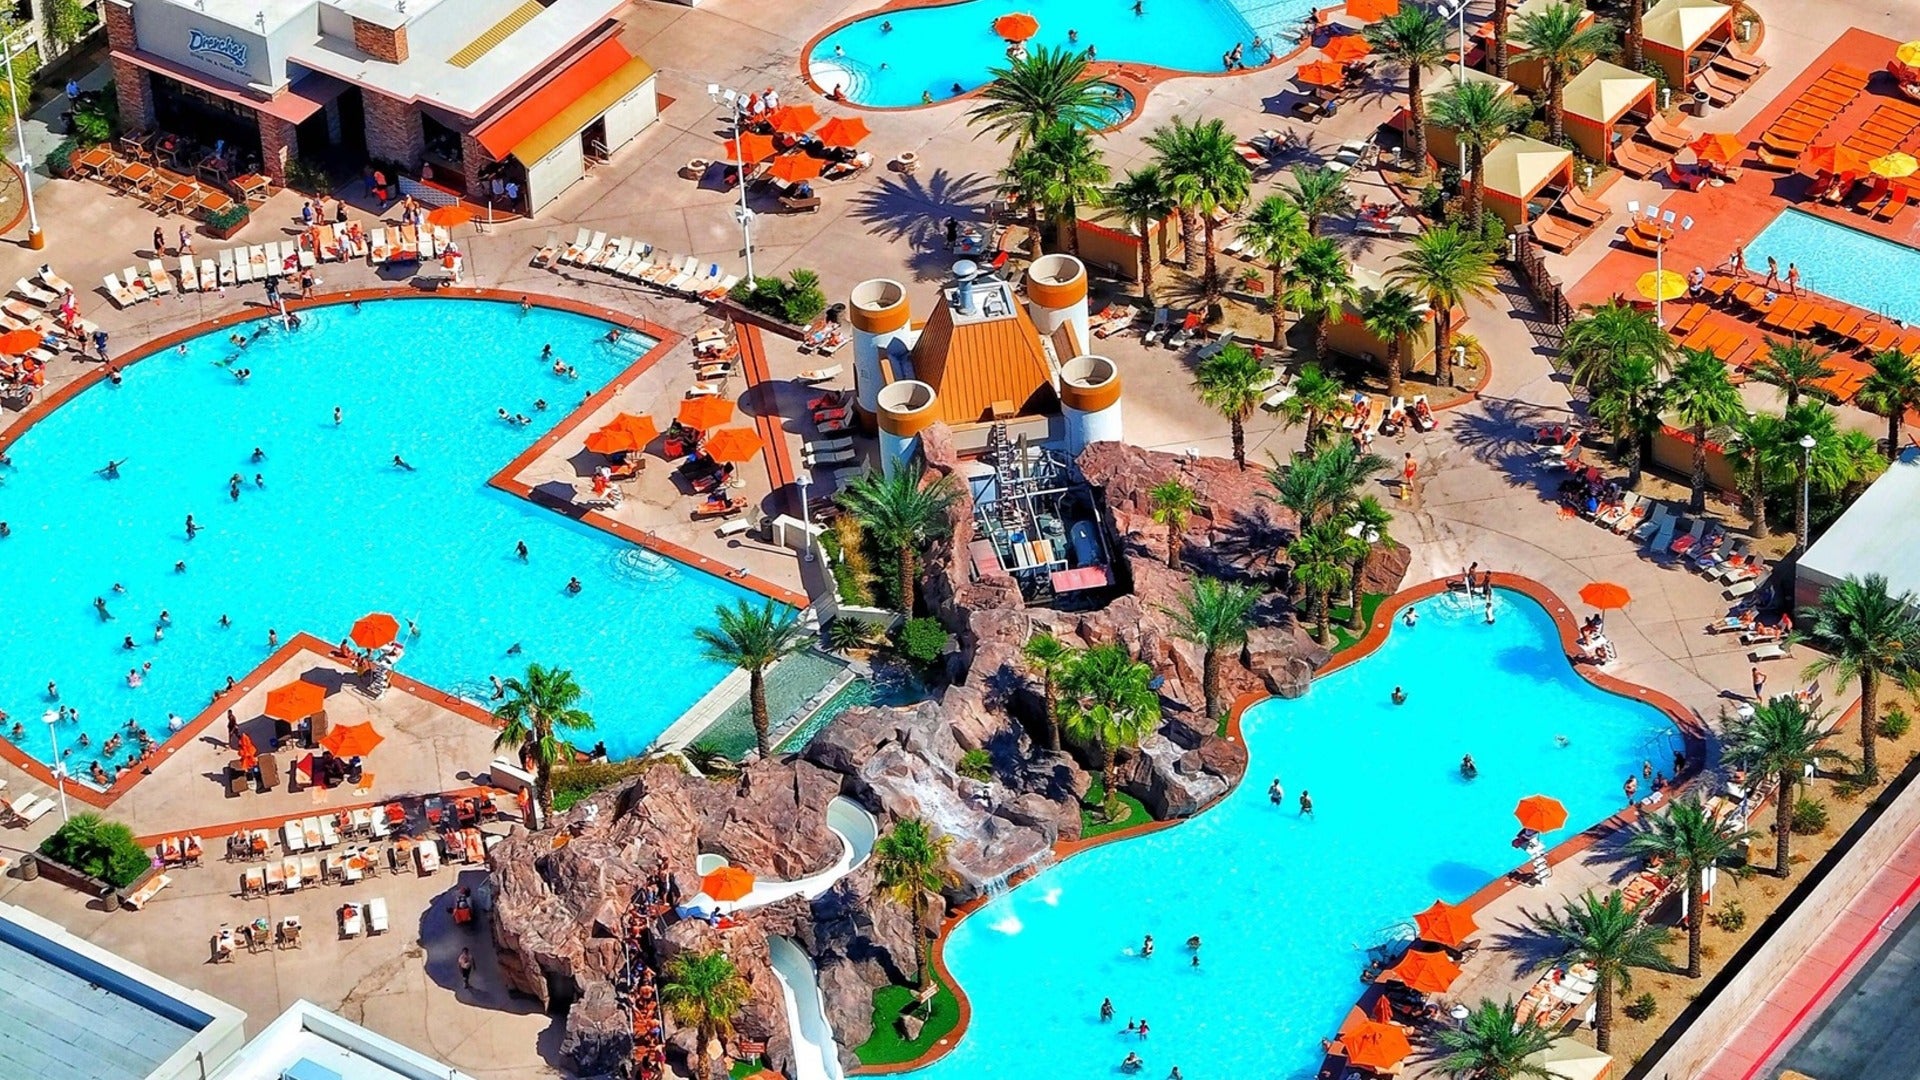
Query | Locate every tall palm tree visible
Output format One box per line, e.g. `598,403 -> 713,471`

694,600 -> 809,757
1282,164 -> 1355,236
1803,573 -> 1920,786
1283,235 -> 1353,359
1489,0 -> 1517,78
1561,298 -> 1671,390
1391,226 -> 1497,387
1624,798 -> 1758,976
1529,890 -> 1673,1051
1289,519 -> 1360,644
966,45 -> 1107,147
1144,115 -> 1249,289
1665,347 -> 1745,511
1752,339 -> 1835,408
661,949 -> 751,1080
1193,342 -> 1271,470
1361,285 -> 1425,400
840,469 -> 961,614
1365,5 -> 1451,170
1102,167 -> 1174,307
1029,120 -> 1110,254
1435,999 -> 1556,1079
1723,409 -> 1788,536
1781,400 -> 1886,546
1344,495 -> 1395,631
1271,440 -> 1392,527
1057,643 -> 1162,803
1001,148 -> 1051,261
1021,631 -> 1075,750
1723,698 -> 1834,877
1148,479 -> 1196,569
1161,577 -> 1258,721
1855,347 -> 1920,462
1590,353 -> 1663,488
1428,80 -> 1531,232
492,663 -> 593,822
1274,363 -> 1348,453
1239,195 -> 1309,344
871,817 -> 956,989
1624,0 -> 1649,70
1514,2 -> 1615,142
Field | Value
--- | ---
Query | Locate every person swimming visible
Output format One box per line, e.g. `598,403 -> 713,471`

565,577 -> 582,595
100,458 -> 126,478
1141,934 -> 1153,957
1299,790 -> 1314,816
1460,754 -> 1478,779
393,455 -> 415,471
1100,997 -> 1114,1021
1269,777 -> 1282,804
1391,686 -> 1406,704
1403,607 -> 1417,627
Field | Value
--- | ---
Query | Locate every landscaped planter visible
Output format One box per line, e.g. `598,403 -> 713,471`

713,297 -> 807,340
206,211 -> 251,240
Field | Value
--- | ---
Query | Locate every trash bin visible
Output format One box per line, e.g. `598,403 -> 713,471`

1690,91 -> 1711,117
18,855 -> 38,881
101,885 -> 121,912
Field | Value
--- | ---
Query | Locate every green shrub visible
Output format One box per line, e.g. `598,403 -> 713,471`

1623,992 -> 1658,1022
1710,897 -> 1747,933
1523,119 -> 1551,143
1790,795 -> 1829,835
45,137 -> 78,175
956,748 -> 993,782
685,743 -> 740,778
284,156 -> 334,195
46,0 -> 99,45
826,616 -> 877,652
206,204 -> 250,232
73,108 -> 111,145
896,617 -> 947,665
38,812 -> 153,889
550,759 -> 649,811
1878,705 -> 1911,739
1416,181 -> 1445,218
827,517 -> 875,606
729,269 -> 828,325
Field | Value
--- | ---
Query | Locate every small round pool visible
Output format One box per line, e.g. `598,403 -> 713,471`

1088,81 -> 1137,129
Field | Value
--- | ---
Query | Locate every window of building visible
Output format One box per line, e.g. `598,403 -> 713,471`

421,112 -> 464,164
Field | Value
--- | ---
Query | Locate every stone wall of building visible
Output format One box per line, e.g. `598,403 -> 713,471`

363,91 -> 424,170
351,18 -> 408,63
458,133 -> 497,201
110,57 -> 154,133
103,0 -> 134,50
258,115 -> 298,186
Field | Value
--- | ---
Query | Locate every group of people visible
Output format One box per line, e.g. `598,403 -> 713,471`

612,856 -> 681,1080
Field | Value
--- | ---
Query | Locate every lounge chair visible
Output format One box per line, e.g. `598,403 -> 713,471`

798,364 -> 843,383
123,873 -> 172,910
1530,215 -> 1585,253
578,231 -> 608,267
594,236 -> 630,271
37,267 -> 73,295
1641,115 -> 1694,151
1692,71 -> 1738,107
179,254 -> 199,292
367,897 -> 389,934
615,244 -> 653,277
249,245 -> 269,278
1142,306 -> 1171,346
1749,641 -> 1790,661
1596,491 -> 1641,529
340,902 -> 364,937
1557,188 -> 1610,226
146,258 -> 174,295
805,446 -> 859,467
1712,45 -> 1768,78
13,277 -> 58,305
701,274 -> 740,301
102,273 -> 138,308
218,249 -> 237,287
1613,140 -> 1669,178
778,195 -> 822,213
559,227 -> 591,264
806,437 -> 855,457
120,267 -> 152,303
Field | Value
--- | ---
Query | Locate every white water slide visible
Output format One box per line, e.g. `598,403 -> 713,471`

769,935 -> 846,1080
697,796 -> 878,913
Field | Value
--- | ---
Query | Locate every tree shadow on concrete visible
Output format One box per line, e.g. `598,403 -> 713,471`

1447,394 -> 1585,499
845,167 -> 1002,282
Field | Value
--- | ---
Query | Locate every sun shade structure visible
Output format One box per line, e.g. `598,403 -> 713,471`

264,681 -> 325,721
424,204 -> 472,228
321,721 -> 384,758
816,116 -> 872,147
1525,1037 -> 1614,1080
1580,582 -> 1633,608
1798,449 -> 1920,614
702,866 -> 756,901
724,132 -> 778,164
992,12 -> 1039,40
1896,41 -> 1920,82
1341,1018 -> 1413,1071
1515,794 -> 1570,832
1321,35 -> 1372,63
0,329 -> 41,354
769,154 -> 827,183
1635,271 -> 1687,302
1378,947 -> 1463,994
1561,61 -> 1658,161
701,427 -> 765,463
1417,67 -> 1518,168
1802,144 -> 1868,176
1689,132 -> 1746,165
1641,0 -> 1733,87
1296,60 -> 1346,88
1477,136 -> 1575,228
1871,152 -> 1919,179
678,397 -> 736,430
471,39 -> 655,165
585,423 -> 645,455
350,612 -> 400,649
1413,899 -> 1479,949
765,103 -> 821,134
1344,0 -> 1399,21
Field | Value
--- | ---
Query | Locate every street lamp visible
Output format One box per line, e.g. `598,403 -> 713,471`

4,33 -> 44,250
41,710 -> 68,822
708,84 -> 757,282
796,468 -> 814,563
1627,200 -> 1693,327
1797,433 -> 1817,553
1435,0 -> 1469,81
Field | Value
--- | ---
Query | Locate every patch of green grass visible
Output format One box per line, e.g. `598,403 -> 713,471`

729,1059 -> 764,1079
1325,593 -> 1388,654
550,759 -> 650,811
853,976 -> 961,1066
1080,777 -> 1152,839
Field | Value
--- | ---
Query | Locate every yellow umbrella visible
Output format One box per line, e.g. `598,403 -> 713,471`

1636,270 -> 1687,302
1871,152 -> 1919,179
1897,40 -> 1920,69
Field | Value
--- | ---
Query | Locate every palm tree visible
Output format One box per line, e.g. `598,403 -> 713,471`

1283,164 -> 1355,236
1590,353 -> 1663,487
1391,226 -> 1497,387
661,949 -> 751,1080
1274,363 -> 1348,453
1001,148 -> 1051,261
1289,519 -> 1359,645
694,600 -> 809,757
1803,574 -> 1920,786
1102,167 -> 1174,307
492,663 -> 593,822
1022,632 -> 1075,750
1435,999 -> 1556,1079
1029,120 -> 1110,254
1752,339 -> 1835,408
1624,0 -> 1649,70
1514,2 -> 1615,142
840,469 -> 961,614
1562,299 -> 1671,390
1724,409 -> 1788,536
1428,80 -> 1531,232
1365,5 -> 1450,170
1344,495 -> 1395,631
1148,479 -> 1196,568
1162,577 -> 1258,721
1057,643 -> 1162,803
967,45 -> 1107,147
1529,890 -> 1673,1051
1269,441 -> 1392,529
1144,115 -> 1249,289
872,817 -> 956,989
1284,235 -> 1353,359
1781,400 -> 1886,546
1624,798 -> 1758,976
1665,347 -> 1745,511
1855,348 -> 1920,462
1193,342 -> 1271,470
1723,697 -> 1834,877
1361,285 -> 1425,400
1489,0 -> 1517,78
1240,195 -> 1308,344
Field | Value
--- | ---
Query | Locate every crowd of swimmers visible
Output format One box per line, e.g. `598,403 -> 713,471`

1098,931 -> 1208,1077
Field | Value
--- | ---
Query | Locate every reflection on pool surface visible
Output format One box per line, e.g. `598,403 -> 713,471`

808,0 -> 1299,108
0,299 -> 770,774
1748,208 -> 1920,323
917,590 -> 1678,1079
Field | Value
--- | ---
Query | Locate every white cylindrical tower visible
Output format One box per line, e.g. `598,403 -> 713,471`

849,278 -> 912,424
876,380 -> 938,478
1024,253 -> 1090,350
1059,355 -> 1123,454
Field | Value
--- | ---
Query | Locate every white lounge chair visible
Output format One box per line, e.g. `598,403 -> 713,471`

1750,642 -> 1789,662
560,227 -> 591,264
13,277 -> 59,305
594,236 -> 630,270
37,268 -> 73,295
102,273 -> 137,308
797,364 -> 843,383
339,902 -> 363,937
218,249 -> 237,286
579,231 -> 608,267
146,258 -> 174,295
664,259 -> 702,291
122,267 -> 153,303
248,245 -> 268,278
122,873 -> 171,910
806,437 -> 855,456
202,258 -> 219,289
701,274 -> 740,300
367,897 -> 389,934
179,254 -> 199,292
646,256 -> 692,285
807,446 -> 859,467
532,230 -> 560,268
684,381 -> 723,398
234,247 -> 254,283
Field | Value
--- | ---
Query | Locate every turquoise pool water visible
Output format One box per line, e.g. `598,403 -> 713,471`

1748,208 -> 1920,322
0,299 -> 769,775
920,590 -> 1678,1079
1089,82 -> 1136,129
808,0 -> 1298,108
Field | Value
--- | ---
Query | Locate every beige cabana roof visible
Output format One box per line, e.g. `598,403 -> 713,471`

1643,0 -> 1731,52
1482,136 -> 1574,201
1423,64 -> 1515,101
1563,61 -> 1656,125
1523,1038 -> 1611,1080
1345,265 -> 1433,313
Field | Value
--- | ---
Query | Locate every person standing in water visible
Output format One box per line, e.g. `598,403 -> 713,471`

1269,778 -> 1282,805
1299,791 -> 1314,816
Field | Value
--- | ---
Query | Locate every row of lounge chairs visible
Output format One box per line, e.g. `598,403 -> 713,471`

104,239 -> 329,307
1529,187 -> 1614,252
535,229 -> 739,302
1755,65 -> 1870,169
1838,99 -> 1920,162
1690,45 -> 1768,108
1680,275 -> 1920,400
1612,114 -> 1695,178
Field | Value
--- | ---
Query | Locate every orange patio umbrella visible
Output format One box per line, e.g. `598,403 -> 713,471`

612,412 -> 658,445
1341,1019 -> 1413,1072
816,116 -> 871,147
264,681 -> 324,721
1296,60 -> 1347,88
321,721 -> 384,758
1414,899 -> 1479,950
1321,35 -> 1372,63
678,396 -> 736,430
1378,947 -> 1463,994
724,132 -> 778,164
0,329 -> 41,354
1345,0 -> 1400,22
766,104 -> 822,135
425,204 -> 472,228
1515,794 -> 1569,833
585,423 -> 644,455
769,153 -> 827,183
993,12 -> 1039,41
702,865 -> 757,901
702,426 -> 765,463
1688,132 -> 1746,166
1579,581 -> 1632,609
1801,144 -> 1867,177
351,612 -> 400,649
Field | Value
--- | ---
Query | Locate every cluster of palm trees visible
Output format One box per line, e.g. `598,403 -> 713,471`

1265,442 -> 1398,646
1021,633 -> 1162,811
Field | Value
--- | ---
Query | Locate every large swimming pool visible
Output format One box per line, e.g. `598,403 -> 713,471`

1748,209 -> 1920,323
808,0 -> 1300,108
0,299 -> 769,775
919,589 -> 1678,1079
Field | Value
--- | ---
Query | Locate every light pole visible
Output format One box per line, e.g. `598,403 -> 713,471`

1797,433 -> 1816,553
1436,0 -> 1469,81
4,33 -> 44,250
41,710 -> 68,822
708,84 -> 757,282
797,468 -> 814,563
1628,200 -> 1693,326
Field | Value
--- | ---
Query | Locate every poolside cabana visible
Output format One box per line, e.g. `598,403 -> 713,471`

1327,265 -> 1439,370
1562,61 -> 1658,161
1524,1038 -> 1612,1080
1421,66 -> 1518,171
1642,0 -> 1734,88
1477,136 -> 1576,229
1485,0 -> 1601,93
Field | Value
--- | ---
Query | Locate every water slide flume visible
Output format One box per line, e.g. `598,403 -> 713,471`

682,797 -> 878,914
770,935 -> 847,1080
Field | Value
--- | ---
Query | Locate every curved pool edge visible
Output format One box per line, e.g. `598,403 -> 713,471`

850,573 -> 1710,1075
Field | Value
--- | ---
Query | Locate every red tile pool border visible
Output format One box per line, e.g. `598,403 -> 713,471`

853,574 -> 1709,1074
